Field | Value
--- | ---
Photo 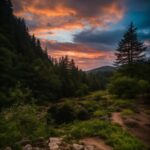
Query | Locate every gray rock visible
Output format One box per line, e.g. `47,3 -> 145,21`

72,144 -> 84,150
23,144 -> 33,150
84,145 -> 95,150
48,137 -> 63,150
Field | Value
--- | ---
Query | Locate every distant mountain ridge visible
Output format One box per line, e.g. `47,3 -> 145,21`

87,66 -> 115,73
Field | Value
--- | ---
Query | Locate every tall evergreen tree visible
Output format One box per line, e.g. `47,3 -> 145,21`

115,23 -> 146,66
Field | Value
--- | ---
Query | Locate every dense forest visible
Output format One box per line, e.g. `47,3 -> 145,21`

0,0 -> 103,109
0,0 -> 150,150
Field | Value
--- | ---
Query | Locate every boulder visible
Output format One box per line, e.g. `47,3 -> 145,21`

48,137 -> 63,150
72,144 -> 84,150
84,145 -> 95,150
23,144 -> 33,150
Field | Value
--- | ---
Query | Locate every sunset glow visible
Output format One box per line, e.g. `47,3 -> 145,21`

12,0 -> 150,70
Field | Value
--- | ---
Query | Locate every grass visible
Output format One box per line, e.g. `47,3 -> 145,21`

67,120 -> 146,150
0,90 -> 147,149
121,109 -> 135,118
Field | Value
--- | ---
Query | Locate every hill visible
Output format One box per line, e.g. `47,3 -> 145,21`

87,66 -> 115,74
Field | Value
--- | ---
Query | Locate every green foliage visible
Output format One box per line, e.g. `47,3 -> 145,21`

0,0 -> 99,107
108,76 -> 138,98
75,84 -> 89,96
115,23 -> 146,66
47,101 -> 90,124
121,109 -> 135,118
48,102 -> 76,124
69,120 -> 146,150
0,105 -> 48,148
138,80 -> 150,94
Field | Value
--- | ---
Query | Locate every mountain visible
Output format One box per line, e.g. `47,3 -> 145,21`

87,66 -> 115,74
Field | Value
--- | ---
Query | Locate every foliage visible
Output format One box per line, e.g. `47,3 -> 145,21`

47,101 -> 90,124
115,23 -> 146,66
0,105 -> 48,149
138,80 -> 150,95
121,109 -> 135,118
68,120 -> 146,150
108,76 -> 138,98
0,0 -> 104,109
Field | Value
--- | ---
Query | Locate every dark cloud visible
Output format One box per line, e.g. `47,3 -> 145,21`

12,0 -> 125,32
74,29 -> 124,45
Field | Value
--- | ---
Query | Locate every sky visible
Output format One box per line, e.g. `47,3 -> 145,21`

12,0 -> 150,70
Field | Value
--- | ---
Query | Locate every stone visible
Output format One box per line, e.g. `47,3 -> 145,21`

84,145 -> 95,150
23,144 -> 33,150
72,144 -> 84,150
48,137 -> 63,150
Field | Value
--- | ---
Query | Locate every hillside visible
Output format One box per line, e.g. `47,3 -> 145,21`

87,66 -> 115,74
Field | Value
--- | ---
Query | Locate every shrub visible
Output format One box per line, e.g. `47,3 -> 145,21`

108,76 -> 138,98
76,106 -> 90,120
75,84 -> 89,96
121,109 -> 135,118
47,102 -> 90,124
138,80 -> 150,95
0,105 -> 48,149
48,102 -> 76,124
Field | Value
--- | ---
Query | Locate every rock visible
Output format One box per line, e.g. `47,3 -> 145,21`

4,147 -> 12,150
72,144 -> 84,150
84,145 -> 95,150
23,144 -> 33,150
48,137 -> 63,150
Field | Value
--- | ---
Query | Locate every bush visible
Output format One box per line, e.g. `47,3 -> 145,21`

138,80 -> 150,95
121,109 -> 135,118
0,105 -> 48,149
75,84 -> 89,96
47,102 -> 90,124
108,76 -> 138,98
47,102 -> 76,124
76,106 -> 90,120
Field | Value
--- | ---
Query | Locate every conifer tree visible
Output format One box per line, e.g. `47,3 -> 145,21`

115,23 -> 146,66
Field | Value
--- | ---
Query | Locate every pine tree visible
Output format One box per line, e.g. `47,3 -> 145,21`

115,23 -> 146,66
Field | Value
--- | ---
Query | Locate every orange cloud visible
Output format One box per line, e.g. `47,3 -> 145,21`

13,0 -> 125,33
42,40 -> 114,70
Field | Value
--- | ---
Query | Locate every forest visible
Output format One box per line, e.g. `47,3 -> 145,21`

0,0 -> 150,150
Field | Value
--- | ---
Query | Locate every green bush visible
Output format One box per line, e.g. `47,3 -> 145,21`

47,102 -> 90,124
0,105 -> 48,149
121,109 -> 135,117
138,80 -> 150,95
75,84 -> 89,96
108,76 -> 138,98
47,102 -> 76,124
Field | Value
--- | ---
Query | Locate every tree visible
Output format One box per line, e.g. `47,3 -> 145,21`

115,23 -> 146,66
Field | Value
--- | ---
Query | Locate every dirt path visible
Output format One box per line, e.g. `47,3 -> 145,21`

111,112 -> 125,128
111,110 -> 150,148
80,137 -> 112,150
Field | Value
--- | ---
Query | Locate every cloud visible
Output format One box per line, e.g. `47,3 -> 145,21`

41,40 -> 114,70
12,0 -> 125,34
